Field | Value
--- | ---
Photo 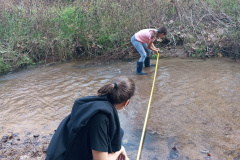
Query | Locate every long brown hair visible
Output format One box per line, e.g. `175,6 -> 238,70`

97,76 -> 135,104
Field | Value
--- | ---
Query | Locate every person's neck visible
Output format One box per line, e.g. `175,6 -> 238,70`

114,103 -> 124,111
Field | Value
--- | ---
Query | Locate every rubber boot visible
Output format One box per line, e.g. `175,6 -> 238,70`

144,57 -> 156,67
136,61 -> 147,75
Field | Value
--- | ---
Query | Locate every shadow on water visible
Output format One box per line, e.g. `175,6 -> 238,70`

122,128 -> 190,160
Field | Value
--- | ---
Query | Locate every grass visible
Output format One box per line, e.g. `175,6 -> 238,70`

0,0 -> 240,73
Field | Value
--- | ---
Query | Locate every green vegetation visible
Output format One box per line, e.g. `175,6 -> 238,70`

193,46 -> 207,59
0,58 -> 10,73
0,0 -> 240,73
151,54 -> 158,60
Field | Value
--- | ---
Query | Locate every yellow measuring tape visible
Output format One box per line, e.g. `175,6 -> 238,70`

136,53 -> 160,160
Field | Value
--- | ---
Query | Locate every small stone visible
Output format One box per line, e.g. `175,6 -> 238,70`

224,127 -> 232,131
8,135 -> 13,140
33,134 -> 40,138
2,136 -> 8,143
12,133 -> 19,137
42,146 -> 48,153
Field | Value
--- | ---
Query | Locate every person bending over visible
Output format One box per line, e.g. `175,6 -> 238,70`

131,26 -> 167,75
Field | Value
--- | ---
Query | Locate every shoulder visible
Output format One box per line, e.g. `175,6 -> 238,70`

138,29 -> 150,33
139,28 -> 156,32
89,112 -> 109,124
93,112 -> 109,119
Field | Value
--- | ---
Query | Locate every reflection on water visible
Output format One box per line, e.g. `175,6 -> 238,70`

1,58 -> 240,159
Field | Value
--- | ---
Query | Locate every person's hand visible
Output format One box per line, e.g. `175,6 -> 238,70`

117,153 -> 130,160
117,146 -> 130,160
153,48 -> 160,54
153,50 -> 159,55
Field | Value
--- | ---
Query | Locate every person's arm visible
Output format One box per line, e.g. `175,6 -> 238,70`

92,145 -> 129,160
148,39 -> 160,54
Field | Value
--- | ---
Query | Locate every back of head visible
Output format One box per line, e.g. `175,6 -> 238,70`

97,76 -> 135,104
158,26 -> 168,35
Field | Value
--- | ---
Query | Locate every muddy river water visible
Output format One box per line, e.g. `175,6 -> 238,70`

0,58 -> 240,160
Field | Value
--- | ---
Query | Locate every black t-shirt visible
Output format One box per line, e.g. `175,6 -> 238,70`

65,112 -> 110,160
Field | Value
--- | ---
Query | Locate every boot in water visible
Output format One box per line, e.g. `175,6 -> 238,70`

136,61 -> 147,75
144,57 -> 156,67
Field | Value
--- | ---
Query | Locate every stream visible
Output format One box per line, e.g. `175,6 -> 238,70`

0,58 -> 240,160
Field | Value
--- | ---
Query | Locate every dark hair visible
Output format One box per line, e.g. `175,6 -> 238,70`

157,26 -> 167,35
150,26 -> 167,39
97,76 -> 135,104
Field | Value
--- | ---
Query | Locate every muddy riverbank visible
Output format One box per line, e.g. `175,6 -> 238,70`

1,57 -> 240,160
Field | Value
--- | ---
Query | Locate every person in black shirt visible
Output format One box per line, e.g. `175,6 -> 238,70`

46,76 -> 135,160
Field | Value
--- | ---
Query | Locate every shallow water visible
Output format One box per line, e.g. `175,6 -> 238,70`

1,58 -> 240,160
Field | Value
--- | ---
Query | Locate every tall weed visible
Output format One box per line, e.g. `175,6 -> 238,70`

0,0 -> 240,72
